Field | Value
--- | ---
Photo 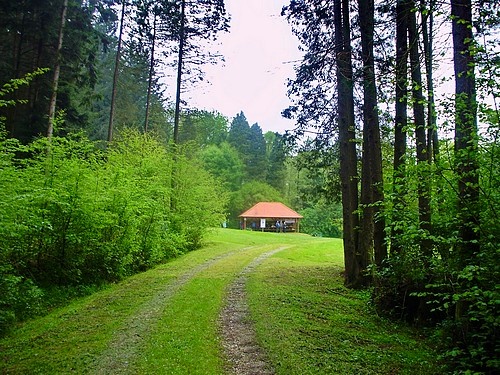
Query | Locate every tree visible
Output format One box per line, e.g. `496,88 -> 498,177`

0,0 -> 100,142
247,123 -> 268,181
357,0 -> 386,270
420,0 -> 439,161
283,0 -> 364,287
266,133 -> 288,191
178,110 -> 228,146
108,0 -> 126,142
391,0 -> 409,255
173,0 -> 186,144
334,0 -> 362,287
199,142 -> 244,191
227,111 -> 251,165
171,0 -> 229,144
143,5 -> 157,133
227,113 -> 268,182
408,0 -> 432,258
451,0 -> 480,266
47,0 -> 69,139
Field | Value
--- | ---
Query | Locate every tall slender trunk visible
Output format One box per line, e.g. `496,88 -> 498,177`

173,0 -> 186,145
144,13 -> 157,133
334,0 -> 360,288
421,0 -> 439,161
358,0 -> 387,270
392,0 -> 409,255
47,0 -> 68,139
451,0 -> 479,266
7,9 -> 27,138
408,0 -> 432,259
108,0 -> 126,142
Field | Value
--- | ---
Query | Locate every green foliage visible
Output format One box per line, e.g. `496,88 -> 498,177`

293,144 -> 341,206
178,110 -> 228,146
377,113 -> 500,373
266,132 -> 288,191
199,142 -> 244,191
434,252 -> 500,373
299,201 -> 342,238
227,111 -> 251,151
0,1 -> 100,141
246,123 -> 268,181
227,112 -> 270,182
0,129 -> 226,335
170,147 -> 228,249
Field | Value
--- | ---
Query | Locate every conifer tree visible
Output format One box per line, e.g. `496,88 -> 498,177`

227,111 -> 251,155
247,123 -> 268,181
266,133 -> 288,191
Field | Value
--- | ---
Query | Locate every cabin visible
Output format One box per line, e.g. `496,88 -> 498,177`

239,202 -> 303,233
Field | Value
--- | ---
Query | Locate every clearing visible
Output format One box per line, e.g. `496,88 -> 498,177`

0,229 -> 440,374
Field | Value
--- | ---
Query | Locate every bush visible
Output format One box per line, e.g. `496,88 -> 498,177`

299,201 -> 342,238
0,129 -> 227,335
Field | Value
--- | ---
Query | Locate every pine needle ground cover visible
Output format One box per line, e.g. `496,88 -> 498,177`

0,229 -> 441,374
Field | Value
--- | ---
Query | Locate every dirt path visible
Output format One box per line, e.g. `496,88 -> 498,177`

219,247 -> 289,375
92,247 -> 256,374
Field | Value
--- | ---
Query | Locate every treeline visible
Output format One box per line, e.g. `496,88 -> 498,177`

0,0 -> 229,143
284,0 -> 499,373
0,0 -> 342,236
0,0 -> 233,335
179,110 -> 343,236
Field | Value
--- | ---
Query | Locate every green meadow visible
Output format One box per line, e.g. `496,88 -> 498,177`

0,229 -> 441,374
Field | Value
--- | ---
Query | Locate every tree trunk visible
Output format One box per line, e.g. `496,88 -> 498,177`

408,0 -> 432,259
173,0 -> 186,145
144,13 -> 157,133
421,0 -> 439,162
334,0 -> 360,288
451,0 -> 480,265
108,0 -> 126,143
47,0 -> 68,139
392,0 -> 409,256
358,0 -> 387,270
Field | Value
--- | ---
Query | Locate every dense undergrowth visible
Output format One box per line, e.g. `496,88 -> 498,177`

0,129 -> 227,335
372,143 -> 500,374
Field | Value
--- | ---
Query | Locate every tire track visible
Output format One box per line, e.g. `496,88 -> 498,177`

220,247 -> 289,375
92,246 -> 256,374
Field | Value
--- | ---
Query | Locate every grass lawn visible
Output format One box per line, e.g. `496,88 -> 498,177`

0,229 -> 442,374
247,236 -> 443,374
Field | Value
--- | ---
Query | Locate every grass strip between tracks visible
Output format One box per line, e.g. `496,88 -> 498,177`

0,229 -> 441,374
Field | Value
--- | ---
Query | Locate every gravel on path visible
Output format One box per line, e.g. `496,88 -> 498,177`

220,247 -> 289,375
92,247 -> 256,374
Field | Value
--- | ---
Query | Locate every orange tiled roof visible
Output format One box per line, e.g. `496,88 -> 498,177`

239,202 -> 303,219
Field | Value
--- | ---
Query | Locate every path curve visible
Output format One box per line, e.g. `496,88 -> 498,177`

220,247 -> 289,375
92,247 -> 256,374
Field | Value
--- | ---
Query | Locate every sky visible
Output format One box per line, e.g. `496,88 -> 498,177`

185,0 -> 303,134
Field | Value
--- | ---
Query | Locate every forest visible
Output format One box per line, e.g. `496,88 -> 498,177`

0,0 -> 498,373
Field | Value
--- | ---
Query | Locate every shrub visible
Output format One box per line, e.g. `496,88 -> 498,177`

0,129 -> 227,335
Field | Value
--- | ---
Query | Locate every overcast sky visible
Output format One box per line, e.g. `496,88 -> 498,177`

185,0 -> 302,134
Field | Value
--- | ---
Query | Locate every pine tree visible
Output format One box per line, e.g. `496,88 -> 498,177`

266,133 -> 288,191
228,111 -> 251,155
247,123 -> 268,181
358,0 -> 386,270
